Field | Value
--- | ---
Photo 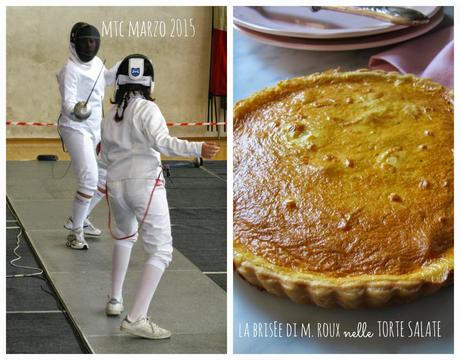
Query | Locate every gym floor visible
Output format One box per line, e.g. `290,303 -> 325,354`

6,158 -> 227,354
6,202 -> 87,354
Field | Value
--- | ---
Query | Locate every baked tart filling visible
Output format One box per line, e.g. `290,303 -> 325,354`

233,70 -> 453,308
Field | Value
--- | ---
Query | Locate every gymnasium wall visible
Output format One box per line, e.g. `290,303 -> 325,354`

6,6 -> 224,138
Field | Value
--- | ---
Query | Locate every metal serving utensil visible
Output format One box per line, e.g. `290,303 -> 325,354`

311,6 -> 430,26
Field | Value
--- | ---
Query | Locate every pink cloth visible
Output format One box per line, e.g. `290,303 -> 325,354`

369,26 -> 453,88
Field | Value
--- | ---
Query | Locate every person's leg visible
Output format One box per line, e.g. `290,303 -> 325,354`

110,239 -> 135,302
86,186 -> 105,217
127,180 -> 173,322
81,183 -> 105,236
106,180 -> 138,315
106,238 -> 134,316
86,153 -> 107,218
72,192 -> 92,231
126,262 -> 165,322
80,135 -> 105,236
60,127 -> 98,230
59,128 -> 99,249
72,191 -> 92,231
118,179 -> 172,339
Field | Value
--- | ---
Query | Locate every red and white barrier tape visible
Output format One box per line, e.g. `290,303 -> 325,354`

6,121 -> 226,127
6,121 -> 56,127
166,122 -> 226,127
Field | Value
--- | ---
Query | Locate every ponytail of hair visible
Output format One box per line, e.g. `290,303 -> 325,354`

110,84 -> 154,122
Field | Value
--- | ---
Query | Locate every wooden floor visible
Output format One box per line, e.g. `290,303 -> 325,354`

6,138 -> 227,161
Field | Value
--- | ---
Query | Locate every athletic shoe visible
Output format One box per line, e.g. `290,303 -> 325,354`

64,217 -> 102,237
106,298 -> 124,316
66,228 -> 88,250
120,316 -> 171,339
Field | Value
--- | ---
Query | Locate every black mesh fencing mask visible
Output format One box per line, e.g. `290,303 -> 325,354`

70,23 -> 100,62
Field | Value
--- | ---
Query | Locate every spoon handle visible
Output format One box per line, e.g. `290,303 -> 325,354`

311,6 -> 430,25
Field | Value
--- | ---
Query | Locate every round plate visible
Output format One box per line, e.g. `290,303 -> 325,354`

234,6 -> 441,39
234,8 -> 444,51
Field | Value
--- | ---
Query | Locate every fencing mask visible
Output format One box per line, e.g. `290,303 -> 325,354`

70,22 -> 100,63
115,54 -> 155,94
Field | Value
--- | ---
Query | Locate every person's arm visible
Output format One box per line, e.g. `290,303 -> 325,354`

201,142 -> 220,159
141,103 -> 203,158
104,60 -> 121,87
59,66 -> 79,118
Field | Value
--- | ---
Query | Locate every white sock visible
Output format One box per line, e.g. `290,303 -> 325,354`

110,240 -> 134,301
127,263 -> 165,322
72,193 -> 91,230
86,189 -> 105,218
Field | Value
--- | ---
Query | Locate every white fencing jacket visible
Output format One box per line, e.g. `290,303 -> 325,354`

57,44 -> 116,138
99,96 -> 202,182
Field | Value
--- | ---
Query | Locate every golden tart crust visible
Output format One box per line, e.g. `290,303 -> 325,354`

233,69 -> 453,308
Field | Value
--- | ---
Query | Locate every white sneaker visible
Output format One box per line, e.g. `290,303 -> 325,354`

106,298 -> 124,316
66,228 -> 88,250
64,217 -> 102,237
120,316 -> 171,339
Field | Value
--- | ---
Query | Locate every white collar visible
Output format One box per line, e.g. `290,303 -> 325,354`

68,43 -> 93,69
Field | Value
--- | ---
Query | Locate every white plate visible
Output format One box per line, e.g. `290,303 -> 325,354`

234,8 -> 444,51
234,6 -> 441,39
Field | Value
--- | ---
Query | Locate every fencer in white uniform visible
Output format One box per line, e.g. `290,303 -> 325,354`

99,54 -> 220,339
57,22 -> 117,250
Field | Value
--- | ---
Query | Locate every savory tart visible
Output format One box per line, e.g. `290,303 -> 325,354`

233,69 -> 453,308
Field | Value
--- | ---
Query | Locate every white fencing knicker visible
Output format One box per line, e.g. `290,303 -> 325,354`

59,126 -> 106,194
106,178 -> 172,270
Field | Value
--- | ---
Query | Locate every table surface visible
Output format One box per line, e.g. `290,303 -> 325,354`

232,6 -> 454,355
233,7 -> 453,103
